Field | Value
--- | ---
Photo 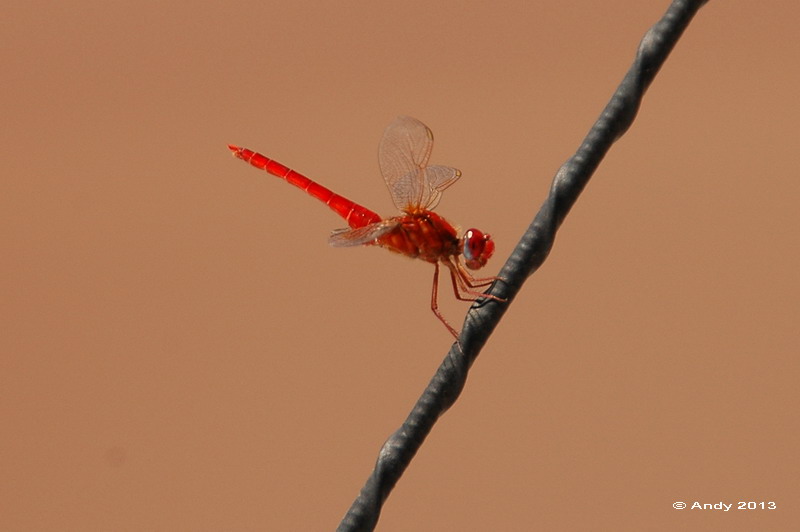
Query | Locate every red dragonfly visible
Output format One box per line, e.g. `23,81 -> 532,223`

229,116 -> 500,338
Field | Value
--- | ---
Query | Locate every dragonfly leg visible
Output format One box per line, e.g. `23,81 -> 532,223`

431,261 -> 460,339
455,261 -> 505,291
445,259 -> 506,303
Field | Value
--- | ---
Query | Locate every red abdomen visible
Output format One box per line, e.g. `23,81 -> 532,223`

376,211 -> 460,264
229,145 -> 382,229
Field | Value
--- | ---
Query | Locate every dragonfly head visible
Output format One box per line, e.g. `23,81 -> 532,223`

462,228 -> 495,270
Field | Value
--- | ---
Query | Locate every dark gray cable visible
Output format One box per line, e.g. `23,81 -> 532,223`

337,1 -> 710,530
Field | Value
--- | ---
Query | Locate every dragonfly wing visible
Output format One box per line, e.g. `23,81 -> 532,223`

379,116 -> 461,211
328,219 -> 399,247
417,165 -> 461,210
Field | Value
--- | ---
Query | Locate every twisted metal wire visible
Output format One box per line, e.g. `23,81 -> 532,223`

337,1 -> 710,530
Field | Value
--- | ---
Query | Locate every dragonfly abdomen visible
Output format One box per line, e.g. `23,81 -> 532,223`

229,145 -> 382,229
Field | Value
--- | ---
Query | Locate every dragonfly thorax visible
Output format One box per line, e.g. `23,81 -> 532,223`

462,228 -> 494,270
376,211 -> 460,264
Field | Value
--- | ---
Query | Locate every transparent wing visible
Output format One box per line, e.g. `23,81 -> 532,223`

378,116 -> 461,212
328,219 -> 399,247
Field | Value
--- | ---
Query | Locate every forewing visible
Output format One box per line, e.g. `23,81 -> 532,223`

417,165 -> 461,210
328,219 -> 399,247
378,116 -> 460,211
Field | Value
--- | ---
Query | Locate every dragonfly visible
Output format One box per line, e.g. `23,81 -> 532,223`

228,116 -> 501,338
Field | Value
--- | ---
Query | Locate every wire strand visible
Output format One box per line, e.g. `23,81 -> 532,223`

337,1 -> 710,530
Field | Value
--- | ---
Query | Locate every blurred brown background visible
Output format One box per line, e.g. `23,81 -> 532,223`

2,1 -> 798,530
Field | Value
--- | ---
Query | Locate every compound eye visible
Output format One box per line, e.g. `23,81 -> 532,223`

463,229 -> 494,270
